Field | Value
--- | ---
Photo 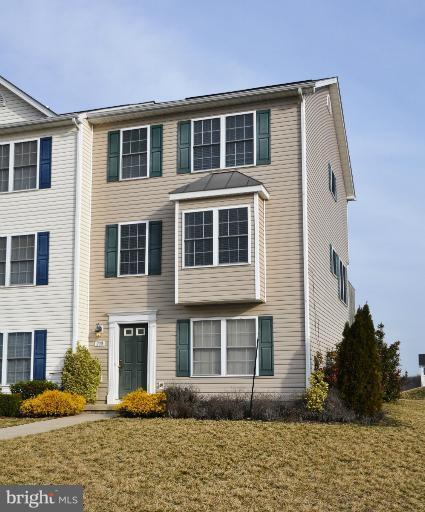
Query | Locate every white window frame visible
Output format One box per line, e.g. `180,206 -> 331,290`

190,316 -> 259,377
0,330 -> 34,387
0,137 -> 40,194
119,125 -> 151,181
117,220 -> 149,278
181,204 -> 251,269
190,111 -> 257,173
0,232 -> 37,287
328,163 -> 337,201
330,245 -> 339,278
339,260 -> 348,306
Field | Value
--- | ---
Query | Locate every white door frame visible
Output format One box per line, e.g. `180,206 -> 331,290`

107,311 -> 157,404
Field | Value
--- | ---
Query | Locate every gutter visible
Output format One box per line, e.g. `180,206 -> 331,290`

86,82 -> 316,124
0,116 -> 75,137
298,87 -> 311,387
71,114 -> 84,351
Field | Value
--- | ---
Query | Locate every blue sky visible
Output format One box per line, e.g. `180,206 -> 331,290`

1,0 -> 423,373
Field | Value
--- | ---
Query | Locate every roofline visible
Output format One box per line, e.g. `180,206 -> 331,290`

315,78 -> 356,200
169,184 -> 270,202
85,80 -> 318,124
0,115 -> 76,136
0,75 -> 57,117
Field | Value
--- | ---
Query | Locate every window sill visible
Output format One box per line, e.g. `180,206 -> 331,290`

182,262 -> 250,270
191,162 -> 257,174
119,175 -> 150,182
0,283 -> 36,288
0,187 -> 40,195
190,374 -> 259,378
116,273 -> 147,278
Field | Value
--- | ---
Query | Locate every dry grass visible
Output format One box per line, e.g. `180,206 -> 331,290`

401,386 -> 425,400
0,417 -> 41,428
0,401 -> 424,511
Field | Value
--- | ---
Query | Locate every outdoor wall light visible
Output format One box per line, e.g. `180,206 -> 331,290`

95,323 -> 104,337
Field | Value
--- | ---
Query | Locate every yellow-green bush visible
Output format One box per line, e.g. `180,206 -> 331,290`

20,390 -> 86,417
117,389 -> 166,417
305,370 -> 329,413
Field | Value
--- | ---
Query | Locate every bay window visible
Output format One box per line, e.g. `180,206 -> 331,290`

183,206 -> 250,267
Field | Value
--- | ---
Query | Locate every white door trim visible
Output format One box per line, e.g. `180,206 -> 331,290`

107,311 -> 157,404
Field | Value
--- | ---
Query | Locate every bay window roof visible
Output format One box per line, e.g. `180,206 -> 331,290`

169,170 -> 270,201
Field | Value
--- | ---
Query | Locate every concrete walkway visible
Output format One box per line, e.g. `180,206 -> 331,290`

0,413 -> 114,441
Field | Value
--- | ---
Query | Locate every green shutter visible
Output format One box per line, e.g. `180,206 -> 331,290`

148,221 -> 162,275
105,224 -> 118,278
259,316 -> 273,376
256,110 -> 270,165
150,125 -> 163,177
177,120 -> 191,173
176,320 -> 190,376
107,131 -> 120,182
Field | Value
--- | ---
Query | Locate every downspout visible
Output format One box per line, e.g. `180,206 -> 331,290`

71,115 -> 83,351
298,87 -> 311,387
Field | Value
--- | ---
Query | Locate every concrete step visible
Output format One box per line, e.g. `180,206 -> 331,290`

84,404 -> 118,415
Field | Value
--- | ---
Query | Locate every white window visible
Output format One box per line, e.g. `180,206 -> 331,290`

328,163 -> 337,200
121,127 -> 149,180
183,206 -> 250,268
191,112 -> 256,172
191,318 -> 258,377
0,332 -> 33,386
339,260 -> 348,305
0,233 -> 36,287
0,237 -> 6,286
0,144 -> 10,192
0,139 -> 39,193
118,222 -> 147,276
193,118 -> 221,171
330,245 -> 339,277
184,210 -> 213,266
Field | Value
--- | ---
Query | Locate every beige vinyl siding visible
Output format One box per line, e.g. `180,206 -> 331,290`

0,125 -> 77,383
305,88 -> 350,362
89,96 -> 306,401
77,118 -> 92,344
178,194 -> 257,304
0,85 -> 47,125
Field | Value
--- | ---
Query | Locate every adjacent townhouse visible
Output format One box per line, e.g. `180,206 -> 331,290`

0,75 -> 355,403
85,78 -> 355,403
0,76 -> 91,390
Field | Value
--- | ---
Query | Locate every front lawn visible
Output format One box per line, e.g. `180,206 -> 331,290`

0,417 -> 42,428
0,401 -> 424,511
401,386 -> 425,400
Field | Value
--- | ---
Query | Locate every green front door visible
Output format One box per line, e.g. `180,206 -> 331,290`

119,324 -> 148,397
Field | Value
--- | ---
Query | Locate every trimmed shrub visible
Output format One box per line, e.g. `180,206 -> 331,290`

20,390 -> 86,417
117,389 -> 167,417
305,371 -> 329,413
164,386 -> 200,418
0,393 -> 22,417
337,305 -> 382,417
61,344 -> 101,403
250,395 -> 288,421
10,380 -> 58,400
